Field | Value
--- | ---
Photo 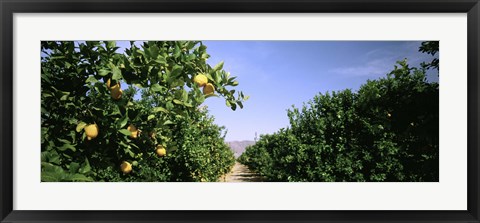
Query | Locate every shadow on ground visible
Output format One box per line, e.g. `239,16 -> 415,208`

221,162 -> 266,182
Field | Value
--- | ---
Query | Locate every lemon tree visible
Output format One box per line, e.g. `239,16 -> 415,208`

41,41 -> 246,182
239,42 -> 439,182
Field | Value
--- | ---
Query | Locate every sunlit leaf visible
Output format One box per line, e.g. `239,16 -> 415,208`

76,122 -> 87,132
153,107 -> 168,113
148,115 -> 155,121
119,129 -> 132,136
213,61 -> 224,71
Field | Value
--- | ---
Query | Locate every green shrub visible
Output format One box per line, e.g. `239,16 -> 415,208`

239,43 -> 439,182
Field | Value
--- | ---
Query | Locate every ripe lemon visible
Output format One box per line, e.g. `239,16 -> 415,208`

194,74 -> 208,87
203,83 -> 215,95
106,79 -> 112,89
110,81 -> 120,91
110,88 -> 123,100
120,161 -> 132,174
84,124 -> 98,140
106,79 -> 121,90
156,145 -> 167,157
127,124 -> 140,139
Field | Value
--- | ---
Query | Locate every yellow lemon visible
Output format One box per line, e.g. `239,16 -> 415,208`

84,124 -> 98,140
106,79 -> 111,89
156,145 -> 167,157
120,161 -> 132,174
107,79 -> 121,90
110,81 -> 120,91
194,74 -> 208,87
127,124 -> 140,139
110,87 -> 123,100
203,83 -> 215,95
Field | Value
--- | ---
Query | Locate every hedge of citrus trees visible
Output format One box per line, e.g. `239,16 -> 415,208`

41,41 -> 246,182
238,42 -> 439,182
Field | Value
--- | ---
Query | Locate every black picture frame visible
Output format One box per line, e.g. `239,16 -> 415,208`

1,0 -> 479,222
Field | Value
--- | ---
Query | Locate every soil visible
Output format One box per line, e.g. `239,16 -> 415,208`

220,162 -> 265,182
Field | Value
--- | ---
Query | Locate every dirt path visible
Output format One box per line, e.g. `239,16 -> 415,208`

220,162 -> 265,182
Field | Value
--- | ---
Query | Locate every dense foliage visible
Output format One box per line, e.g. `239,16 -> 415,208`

239,43 -> 439,182
41,41 -> 245,182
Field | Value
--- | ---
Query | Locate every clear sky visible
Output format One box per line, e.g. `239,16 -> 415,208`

113,41 -> 438,142
201,41 -> 438,141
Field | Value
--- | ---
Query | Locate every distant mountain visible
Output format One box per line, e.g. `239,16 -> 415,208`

227,140 -> 255,158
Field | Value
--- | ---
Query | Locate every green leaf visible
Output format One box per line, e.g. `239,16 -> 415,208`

181,90 -> 188,102
119,129 -> 132,136
57,138 -> 71,144
127,149 -> 135,158
213,61 -> 224,71
59,143 -> 76,152
78,158 -> 91,174
41,163 -> 67,182
148,115 -> 155,121
123,144 -> 135,158
150,44 -> 159,59
41,151 -> 48,162
144,46 -> 151,60
166,101 -> 174,110
130,143 -> 140,150
60,93 -> 70,101
151,83 -> 164,92
69,174 -> 93,182
237,101 -> 243,109
205,73 -> 214,82
112,66 -> 123,80
170,65 -> 183,77
164,120 -> 174,125
173,99 -> 183,105
195,94 -> 205,104
186,54 -> 196,61
76,122 -> 87,132
214,71 -> 221,84
173,45 -> 181,58
50,154 -> 61,165
117,115 -> 128,129
172,79 -> 184,87
41,151 -> 61,165
98,69 -> 110,77
153,107 -> 168,113
155,56 -> 166,64
69,162 -> 80,174
85,76 -> 98,84
106,41 -> 116,49
41,173 -> 60,182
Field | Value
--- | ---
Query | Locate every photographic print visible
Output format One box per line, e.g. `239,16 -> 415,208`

41,40 -> 439,182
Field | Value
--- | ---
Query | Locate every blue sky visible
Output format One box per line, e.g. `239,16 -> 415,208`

201,41 -> 438,141
113,41 -> 438,142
